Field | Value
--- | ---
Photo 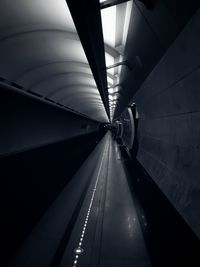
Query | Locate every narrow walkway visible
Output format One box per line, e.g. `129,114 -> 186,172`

60,132 -> 151,267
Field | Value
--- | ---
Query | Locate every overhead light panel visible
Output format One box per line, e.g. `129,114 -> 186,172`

100,0 -> 133,119
101,5 -> 116,47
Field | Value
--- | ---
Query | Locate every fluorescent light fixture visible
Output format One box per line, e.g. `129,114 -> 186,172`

101,6 -> 116,47
105,52 -> 114,66
105,52 -> 115,75
107,76 -> 114,85
108,87 -> 119,94
109,93 -> 119,98
108,96 -> 118,101
117,55 -> 123,78
100,0 -> 132,117
101,5 -> 116,81
109,95 -> 117,99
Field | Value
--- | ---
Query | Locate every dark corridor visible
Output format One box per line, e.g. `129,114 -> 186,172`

0,1 -> 200,267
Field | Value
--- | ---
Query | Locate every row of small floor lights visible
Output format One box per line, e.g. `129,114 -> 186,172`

72,166 -> 102,267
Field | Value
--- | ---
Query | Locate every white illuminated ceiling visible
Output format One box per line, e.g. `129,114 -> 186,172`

100,0 -> 133,120
101,5 -> 117,48
0,0 -> 109,123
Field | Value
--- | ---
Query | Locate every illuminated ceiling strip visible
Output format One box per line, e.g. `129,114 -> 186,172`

100,0 -> 132,115
101,6 -> 116,47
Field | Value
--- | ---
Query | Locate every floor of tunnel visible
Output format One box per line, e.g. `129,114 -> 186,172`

58,132 -> 151,267
5,131 -> 200,267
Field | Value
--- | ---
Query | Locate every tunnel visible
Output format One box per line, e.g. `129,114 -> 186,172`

0,1 -> 199,267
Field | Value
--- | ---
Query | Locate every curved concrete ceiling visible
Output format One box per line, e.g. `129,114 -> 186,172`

0,0 -> 109,122
49,87 -> 102,101
15,62 -> 92,84
28,73 -> 96,94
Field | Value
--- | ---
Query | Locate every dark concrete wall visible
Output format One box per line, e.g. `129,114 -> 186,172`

134,10 -> 200,237
0,83 -> 99,157
115,0 -> 199,117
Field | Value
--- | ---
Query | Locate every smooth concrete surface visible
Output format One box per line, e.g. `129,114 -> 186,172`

98,136 -> 150,267
134,10 -> 200,237
60,133 -> 151,267
115,0 -> 198,118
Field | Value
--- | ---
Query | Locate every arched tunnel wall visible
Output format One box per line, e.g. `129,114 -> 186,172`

133,10 -> 200,238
